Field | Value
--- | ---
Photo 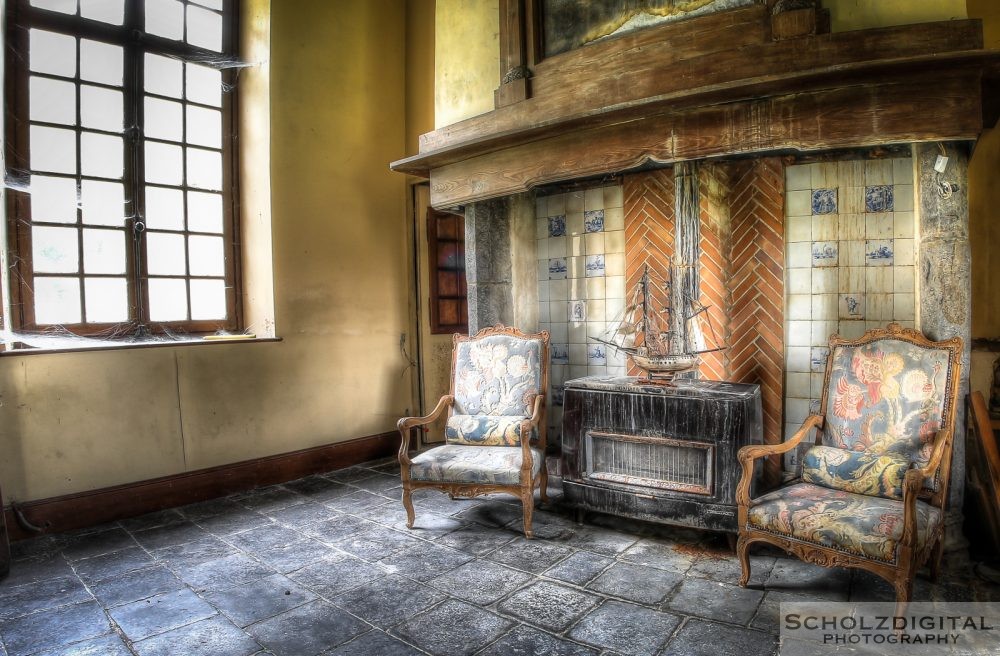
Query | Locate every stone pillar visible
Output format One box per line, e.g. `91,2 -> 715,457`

465,198 -> 514,334
915,142 -> 972,551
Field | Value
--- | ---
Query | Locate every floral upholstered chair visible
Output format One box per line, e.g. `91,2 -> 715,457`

396,325 -> 550,538
736,323 -> 962,602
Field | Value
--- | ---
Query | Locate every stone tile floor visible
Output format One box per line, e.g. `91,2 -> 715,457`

1,457 -> 998,656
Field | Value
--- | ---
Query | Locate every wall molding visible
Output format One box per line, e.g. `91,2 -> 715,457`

2,431 -> 398,541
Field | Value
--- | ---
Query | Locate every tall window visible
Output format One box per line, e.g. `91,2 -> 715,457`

5,0 -> 240,334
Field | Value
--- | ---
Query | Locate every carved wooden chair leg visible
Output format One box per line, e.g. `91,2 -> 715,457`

893,574 -> 914,605
521,489 -> 535,539
402,485 -> 415,529
929,537 -> 945,582
539,467 -> 549,504
737,535 -> 752,587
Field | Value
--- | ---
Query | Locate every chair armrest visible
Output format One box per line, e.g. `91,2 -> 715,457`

736,414 -> 824,509
520,394 -> 546,482
397,395 -> 454,466
900,428 -> 950,548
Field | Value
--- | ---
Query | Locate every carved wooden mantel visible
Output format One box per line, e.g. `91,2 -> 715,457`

390,4 -> 999,209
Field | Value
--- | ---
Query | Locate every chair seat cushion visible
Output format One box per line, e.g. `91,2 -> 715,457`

747,482 -> 941,564
409,444 -> 544,486
445,414 -> 538,447
801,445 -> 909,500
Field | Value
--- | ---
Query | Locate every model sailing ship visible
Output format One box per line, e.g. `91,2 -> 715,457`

594,263 -> 725,382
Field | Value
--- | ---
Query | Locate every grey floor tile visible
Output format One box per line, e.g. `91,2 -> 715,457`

324,630 -> 422,656
345,473 -> 402,496
71,547 -> 155,584
61,528 -> 138,562
150,535 -> 237,567
0,555 -> 76,589
560,525 -> 639,556
0,575 -> 93,621
620,539 -> 698,573
253,538 -> 339,574
497,580 -> 601,632
196,510 -> 274,536
587,562 -> 683,605
378,544 -> 474,582
299,514 -> 373,544
132,615 -> 260,656
542,551 -> 614,585
108,588 -> 218,641
486,537 -> 573,574
202,573 -> 316,627
9,535 -> 66,561
764,559 -> 851,601
436,523 -> 518,555
690,552 -> 775,587
263,502 -> 341,528
0,600 -> 111,656
567,600 -> 681,656
476,624 -> 599,656
325,467 -> 377,484
90,565 -> 184,607
245,600 -> 369,656
283,476 -> 351,502
119,509 -> 187,532
331,573 -> 446,628
392,599 -> 513,656
454,502 -> 523,528
180,497 -> 248,521
410,491 -> 484,516
334,525 -> 426,562
666,577 -> 765,624
750,590 -> 812,634
358,505 -> 465,538
226,524 -> 304,554
131,522 -> 211,552
323,490 -> 396,515
237,486 -> 309,512
661,619 -> 777,656
429,560 -> 532,605
173,553 -> 275,591
288,553 -> 387,598
33,632 -> 132,656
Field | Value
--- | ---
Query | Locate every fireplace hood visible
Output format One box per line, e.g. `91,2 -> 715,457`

390,4 -> 1000,209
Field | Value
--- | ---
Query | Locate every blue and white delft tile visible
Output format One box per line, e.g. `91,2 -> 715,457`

839,294 -> 865,320
584,210 -> 605,233
865,239 -> 894,266
569,300 -> 587,322
811,241 -> 838,267
585,254 -> 605,278
809,347 -> 829,373
549,258 -> 568,280
864,185 -> 894,213
549,215 -> 566,237
551,344 -> 569,364
811,189 -> 837,215
587,343 -> 607,366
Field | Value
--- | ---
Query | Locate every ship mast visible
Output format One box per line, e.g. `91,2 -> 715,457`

672,161 -> 700,356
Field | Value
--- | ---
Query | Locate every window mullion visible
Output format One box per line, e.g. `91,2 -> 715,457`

123,0 -> 146,331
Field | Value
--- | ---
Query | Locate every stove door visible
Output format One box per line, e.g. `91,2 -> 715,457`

584,431 -> 714,496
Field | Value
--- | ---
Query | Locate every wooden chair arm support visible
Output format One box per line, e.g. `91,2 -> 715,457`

736,414 -> 824,508
900,429 -> 950,548
520,394 -> 546,483
397,395 -> 454,466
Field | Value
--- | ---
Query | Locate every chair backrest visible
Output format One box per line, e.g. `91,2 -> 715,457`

818,323 -> 962,495
450,325 -> 548,417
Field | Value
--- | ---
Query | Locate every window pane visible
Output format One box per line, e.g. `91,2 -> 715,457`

30,30 -> 76,78
146,232 -> 186,275
81,180 -> 126,226
31,0 -> 77,14
30,77 -> 76,125
83,228 -> 126,274
33,226 -> 79,273
80,39 -> 123,86
80,85 -> 123,132
188,191 -> 222,233
80,0 -> 124,25
190,0 -> 222,12
145,0 -> 184,41
30,126 -> 77,174
190,279 -> 225,320
144,142 -> 183,185
32,176 -> 78,224
186,105 -> 221,148
145,186 -> 184,230
186,4 -> 222,52
186,63 -> 221,107
81,132 -> 123,178
148,277 -> 187,320
144,97 -> 183,142
144,53 -> 182,98
35,277 -> 82,324
188,235 -> 223,276
187,148 -> 222,190
84,277 -> 128,322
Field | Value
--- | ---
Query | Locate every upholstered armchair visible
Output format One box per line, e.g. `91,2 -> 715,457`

396,325 -> 550,538
736,323 -> 962,602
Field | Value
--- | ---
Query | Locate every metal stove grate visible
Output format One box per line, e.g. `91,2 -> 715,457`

584,431 -> 714,495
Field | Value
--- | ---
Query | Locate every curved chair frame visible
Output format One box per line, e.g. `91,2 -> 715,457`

735,322 -> 962,601
396,325 -> 550,538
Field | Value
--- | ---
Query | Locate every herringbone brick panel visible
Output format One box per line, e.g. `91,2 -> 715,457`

697,164 -> 732,382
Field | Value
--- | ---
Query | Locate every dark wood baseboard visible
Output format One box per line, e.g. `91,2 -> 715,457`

2,431 -> 398,542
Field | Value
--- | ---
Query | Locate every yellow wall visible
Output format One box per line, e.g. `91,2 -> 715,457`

0,0 -> 417,503
434,0 -> 498,129
825,0 -> 966,32
406,0 -> 436,156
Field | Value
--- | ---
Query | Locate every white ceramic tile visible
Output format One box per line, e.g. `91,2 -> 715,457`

548,236 -> 567,258
586,276 -> 606,300
865,267 -> 893,294
604,230 -> 625,254
606,275 -> 625,299
568,321 -> 586,343
788,294 -> 811,320
604,185 -> 623,209
607,348 -> 627,368
865,321 -> 882,331
550,321 -> 568,342
894,184 -> 914,212
536,239 -> 549,261
811,268 -> 837,294
585,187 -> 604,211
812,215 -> 838,242
604,207 -> 624,231
894,238 -> 914,266
607,365 -> 627,376
548,194 -> 566,215
566,211 -> 585,236
788,268 -> 811,294
566,191 -> 585,213
536,217 -> 549,240
538,280 -> 550,302
569,365 -> 589,379
550,301 -> 566,321
838,320 -> 866,340
864,238 -> 894,266
586,321 -> 605,339
893,266 -> 914,294
837,160 -> 865,187
568,255 -> 586,279
787,346 -> 810,372
566,235 -> 584,257
865,213 -> 893,239
786,372 -> 811,398
535,196 -> 547,219
869,293 -> 894,321
537,303 -> 550,323
585,232 -> 605,255
810,373 -> 826,398
894,293 -> 915,321
550,279 -> 568,301
569,343 -> 587,365
788,320 -> 811,346
605,296 -> 625,323
787,216 -> 811,243
587,299 -> 606,322
811,294 -> 837,321
839,293 -> 865,320
786,164 -> 811,191
787,190 -> 811,217
811,241 -> 838,267
588,365 -> 608,376
836,214 -> 863,241
839,266 -> 865,294
892,158 -> 913,185
786,397 -> 811,424
893,211 -> 914,239
811,162 -> 837,189
897,320 -> 915,330
841,187 -> 864,214
843,240 -> 866,267
569,277 -> 588,301
865,159 -> 892,185
537,259 -> 552,282
811,321 -> 838,346
605,252 -> 625,277
788,242 -> 811,268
